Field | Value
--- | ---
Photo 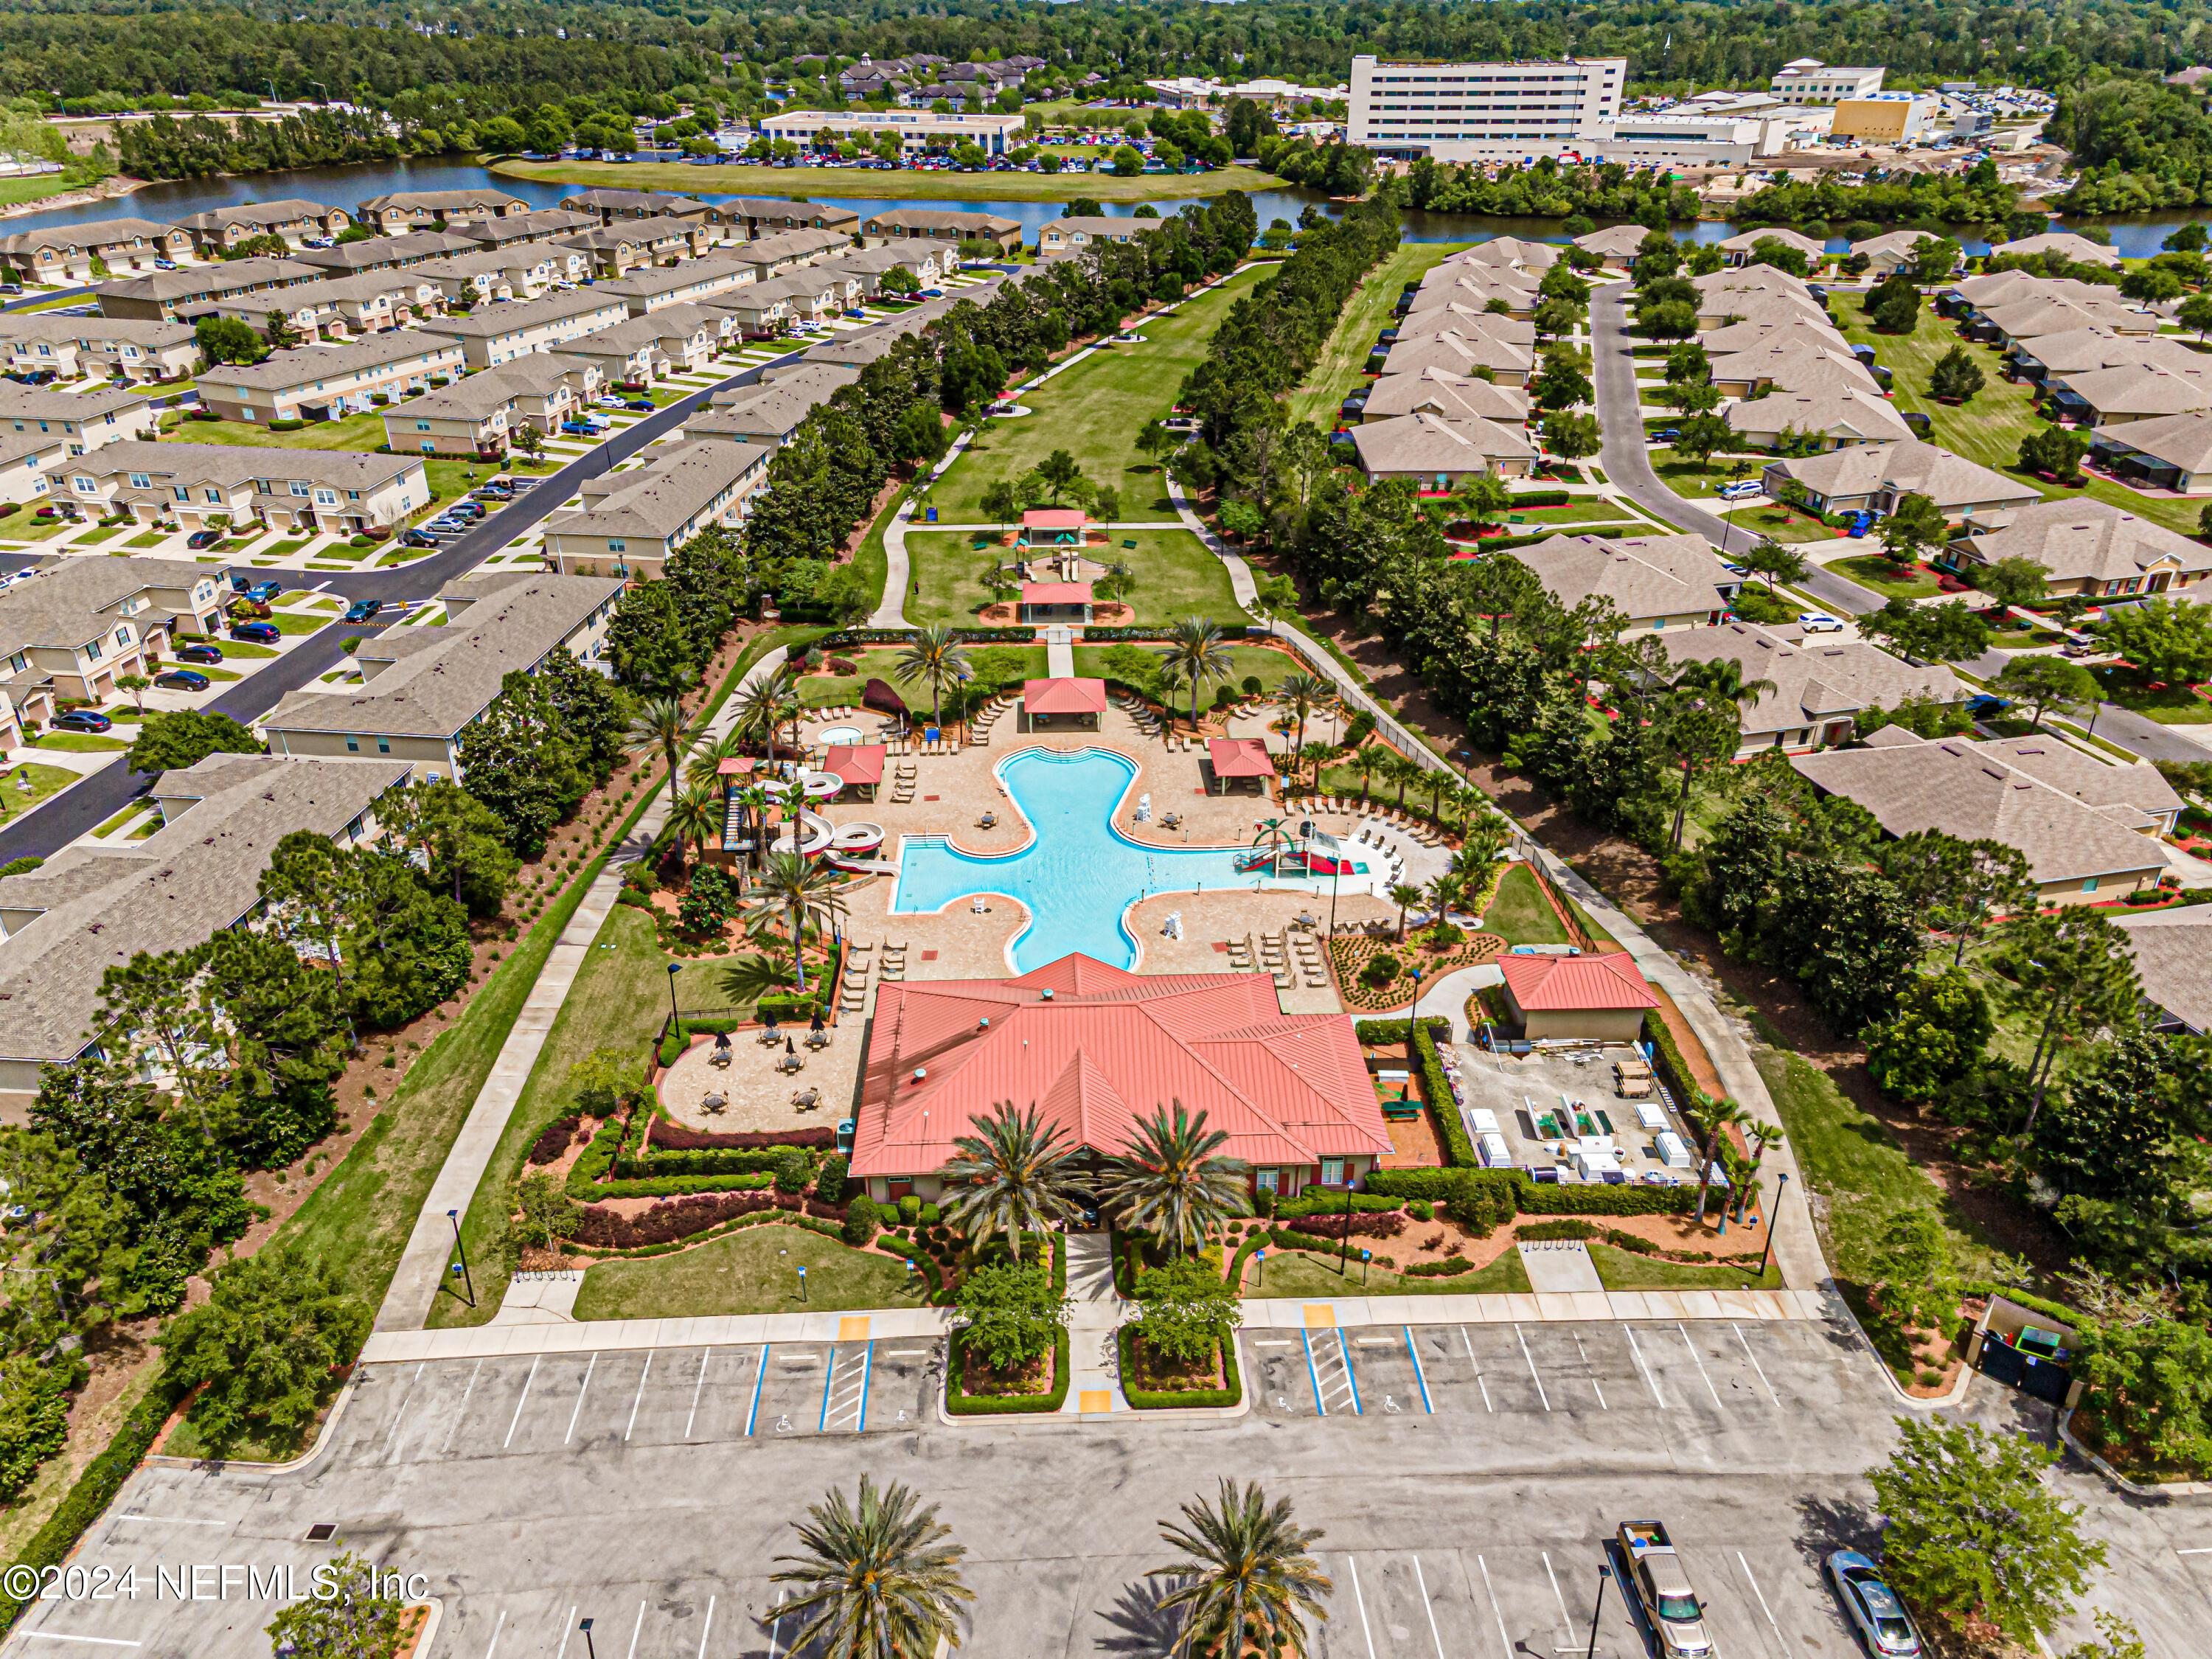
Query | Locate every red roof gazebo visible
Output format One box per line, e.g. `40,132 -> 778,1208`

1019,507 -> 1088,546
1206,736 -> 1276,795
1018,581 -> 1093,624
822,742 -> 886,799
1022,676 -> 1107,731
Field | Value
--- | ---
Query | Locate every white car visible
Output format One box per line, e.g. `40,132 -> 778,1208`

1798,611 -> 1846,634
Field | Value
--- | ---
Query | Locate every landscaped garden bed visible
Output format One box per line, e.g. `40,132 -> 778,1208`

1329,928 -> 1506,1010
1117,1325 -> 1242,1410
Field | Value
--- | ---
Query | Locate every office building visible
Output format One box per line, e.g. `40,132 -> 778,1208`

1349,54 -> 1626,161
1769,60 -> 1888,105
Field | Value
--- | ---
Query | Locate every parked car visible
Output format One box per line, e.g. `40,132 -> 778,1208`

1824,1552 -> 1921,1657
625,397 -> 655,412
344,597 -> 384,624
187,529 -> 223,549
560,420 -> 599,436
230,620 -> 281,644
401,529 -> 439,549
52,709 -> 112,734
175,642 -> 223,664
153,260 -> 178,271
241,580 -> 281,602
153,668 -> 209,692
1797,611 -> 1846,634
1717,480 -> 1761,501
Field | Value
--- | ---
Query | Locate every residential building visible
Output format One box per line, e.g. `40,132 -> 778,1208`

1790,732 -> 2171,903
413,289 -> 630,369
541,439 -> 771,579
713,271 -> 845,333
557,189 -> 715,230
1829,93 -> 1941,142
1515,532 -> 1742,630
1724,383 -> 1914,450
1348,53 -> 1627,161
0,554 -> 228,705
557,309 -> 712,385
171,199 -> 351,257
2111,908 -> 2212,1034
1444,237 -> 1561,276
381,353 -> 603,458
61,440 -> 429,535
0,315 -> 198,383
1848,230 -> 1967,279
1357,367 -> 1529,425
204,271 -> 447,341
753,108 -> 1027,156
718,361 -> 858,409
2090,411 -> 2212,495
554,216 -> 712,278
289,229 -> 481,276
0,425 -> 69,509
1758,439 -> 2038,522
716,198 -> 862,239
1705,341 -> 1877,398
1979,294 -> 2155,349
1993,230 -> 2123,269
1646,620 -> 1966,754
0,218 -> 195,285
1571,223 -> 1653,271
2051,363 -> 2212,428
815,243 -> 944,296
402,249 -> 544,305
0,384 -> 156,459
1349,411 -> 1534,487
1768,60 -> 1887,104
259,571 -> 625,778
1949,498 -> 2212,597
859,208 -> 1021,253
0,752 -> 411,1108
850,953 -> 1391,1204
1717,226 -> 1827,268
1038,216 -> 1148,255
94,256 -> 321,322
1375,327 -> 1533,386
2004,326 -> 2201,389
1972,734 -> 2183,835
355,189 -> 533,233
194,331 -> 466,422
596,254 -> 758,314
730,228 -> 855,282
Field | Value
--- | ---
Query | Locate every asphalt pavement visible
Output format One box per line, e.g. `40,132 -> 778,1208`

0,343 -> 807,863
1587,284 -> 1887,619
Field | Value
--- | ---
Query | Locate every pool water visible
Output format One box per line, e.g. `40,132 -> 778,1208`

892,748 -> 1349,971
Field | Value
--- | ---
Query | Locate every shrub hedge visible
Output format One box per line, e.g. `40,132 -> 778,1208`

947,1326 -> 1071,1414
571,1189 -> 779,1248
1352,1018 -> 1471,1165
563,1114 -> 630,1197
1505,487 -> 1573,507
1641,1009 -> 1727,1119
1272,1190 -> 1402,1218
647,1120 -> 833,1151
611,1146 -> 809,1183
1405,1257 -> 1478,1277
1117,1326 -> 1245,1411
527,1114 -> 580,1165
1367,1166 -> 1697,1218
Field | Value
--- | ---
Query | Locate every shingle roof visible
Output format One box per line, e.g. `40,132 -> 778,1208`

1361,367 -> 1529,424
2061,362 -> 2212,417
1963,497 -> 2212,584
1379,328 -> 1533,379
0,554 -> 220,654
1573,224 -> 1653,257
554,439 -> 765,540
76,439 -> 418,495
1653,620 -> 1966,736
1351,411 -> 1532,474
1970,734 -> 2183,824
1995,231 -> 2123,267
1724,383 -> 1915,442
195,330 -> 459,390
1717,227 -> 1828,257
1446,237 -> 1559,271
414,289 -> 624,340
1514,532 -> 1739,622
2112,907 -> 2212,1032
851,953 -> 1389,1177
1764,439 -> 2031,512
1498,951 -> 1658,1012
2093,409 -> 2212,473
171,199 -> 342,233
2010,327 -> 2202,378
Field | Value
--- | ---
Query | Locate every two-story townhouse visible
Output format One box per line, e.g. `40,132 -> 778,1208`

814,244 -> 942,296
401,251 -> 533,306
453,209 -> 600,251
381,353 -> 603,456
170,199 -> 352,257
552,217 -> 712,278
0,428 -> 69,511
258,572 -> 626,779
94,256 -> 321,322
0,554 -> 229,704
0,218 -> 197,285
354,190 -> 532,234
193,333 -> 467,422
0,385 -> 156,465
204,271 -> 446,342
716,199 -> 860,240
730,228 -> 855,282
858,208 -> 1022,254
289,229 -> 482,277
559,189 -> 716,230
1037,215 -> 1148,255
541,440 -> 771,579
61,441 -> 431,535
595,254 -> 759,315
0,316 -> 199,383
411,289 -> 631,369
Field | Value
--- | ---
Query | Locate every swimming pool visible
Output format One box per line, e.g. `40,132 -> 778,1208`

891,748 -> 1364,972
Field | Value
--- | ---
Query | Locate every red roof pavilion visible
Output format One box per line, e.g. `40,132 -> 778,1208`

822,743 -> 886,787
1496,951 -> 1658,1010
1207,737 -> 1276,778
1022,677 -> 1108,716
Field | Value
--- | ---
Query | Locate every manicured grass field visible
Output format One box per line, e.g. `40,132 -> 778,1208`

494,157 -> 1286,204
919,265 -> 1270,524
0,512 -> 87,543
123,531 -> 167,549
0,761 -> 81,818
215,638 -> 277,658
902,527 -> 1237,627
1722,504 -> 1839,546
572,1222 -> 929,1321
1587,1243 -> 1781,1291
2095,664 -> 2212,723
1502,499 -> 1646,526
1480,863 -> 1568,945
1820,551 -> 1944,599
265,611 -> 329,635
1241,1243 -> 1532,1297
1286,240 -> 1467,429
35,731 -> 126,752
158,408 -> 490,513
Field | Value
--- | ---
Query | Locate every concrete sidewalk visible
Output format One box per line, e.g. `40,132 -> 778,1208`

361,1305 -> 956,1363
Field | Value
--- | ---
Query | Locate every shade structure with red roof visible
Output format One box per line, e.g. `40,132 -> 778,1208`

821,742 -> 885,796
1019,581 -> 1093,623
1021,676 -> 1107,731
1206,736 -> 1276,795
852,953 -> 1391,1200
1497,950 -> 1658,1041
1019,507 -> 1088,545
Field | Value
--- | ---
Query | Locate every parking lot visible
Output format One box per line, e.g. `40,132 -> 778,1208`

10,1310 -> 2211,1659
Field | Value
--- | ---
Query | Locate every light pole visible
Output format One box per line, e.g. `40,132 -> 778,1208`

1584,1565 -> 1613,1659
1755,1172 -> 1788,1284
798,1265 -> 809,1302
580,1619 -> 597,1659
666,961 -> 682,1029
1255,1248 -> 1265,1289
448,1208 -> 475,1307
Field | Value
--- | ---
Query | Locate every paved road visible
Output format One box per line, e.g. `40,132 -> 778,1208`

0,284 -> 94,313
7,1312 -> 2199,1659
1588,284 -> 1886,619
0,345 -> 810,863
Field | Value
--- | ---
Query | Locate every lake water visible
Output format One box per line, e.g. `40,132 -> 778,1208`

13,154 -> 2205,260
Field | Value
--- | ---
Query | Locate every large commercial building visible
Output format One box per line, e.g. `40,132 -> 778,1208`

1768,60 -> 1888,105
752,108 -> 1027,157
1349,54 -> 1627,161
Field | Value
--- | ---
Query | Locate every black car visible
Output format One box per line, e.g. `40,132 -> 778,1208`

175,642 -> 223,664
52,709 -> 113,734
344,597 -> 384,624
186,529 -> 223,550
153,668 -> 209,692
401,530 -> 438,549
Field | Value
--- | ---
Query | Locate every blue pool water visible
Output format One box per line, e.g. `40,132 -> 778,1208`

892,749 -> 1343,971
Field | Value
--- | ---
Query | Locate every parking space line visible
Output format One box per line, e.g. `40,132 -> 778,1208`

624,1353 -> 651,1441
745,1345 -> 768,1436
1677,1324 -> 1725,1409
1346,1557 -> 1377,1659
1300,1328 -> 1327,1416
1735,1552 -> 1785,1653
624,1601 -> 644,1659
381,1361 -> 425,1461
1573,1334 -> 1608,1411
554,1606 -> 577,1659
1733,1325 -> 1781,1406
21,1636 -> 141,1647
1472,1557 -> 1512,1659
1413,1557 -> 1447,1659
1514,1326 -> 1552,1411
1458,1327 -> 1493,1413
1315,1328 -> 1362,1415
695,1595 -> 714,1659
563,1354 -> 597,1444
685,1349 -> 710,1439
504,1357 -> 539,1449
481,1608 -> 507,1658
1541,1552 -> 1574,1646
442,1359 -> 483,1454
1624,1325 -> 1666,1408
1404,1327 -> 1434,1413
765,1591 -> 787,1658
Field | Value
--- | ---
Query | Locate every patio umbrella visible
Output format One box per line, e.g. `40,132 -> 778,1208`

785,1037 -> 796,1056
809,1010 -> 825,1033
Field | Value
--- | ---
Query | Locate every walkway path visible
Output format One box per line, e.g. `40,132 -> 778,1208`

1166,473 -> 1259,606
870,428 -> 978,629
373,644 -> 795,1332
1057,1231 -> 1133,1416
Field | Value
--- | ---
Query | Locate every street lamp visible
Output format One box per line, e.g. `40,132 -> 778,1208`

580,1619 -> 597,1659
1755,1172 -> 1789,1284
448,1208 -> 475,1308
798,1265 -> 809,1302
1584,1565 -> 1613,1659
666,961 -> 682,1027
1255,1248 -> 1265,1289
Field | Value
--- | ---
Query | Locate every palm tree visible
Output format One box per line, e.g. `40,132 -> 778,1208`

667,779 -> 723,867
1155,616 -> 1234,734
1148,1481 -> 1332,1659
1389,881 -> 1424,942
1102,1102 -> 1249,1256
1273,670 -> 1337,758
717,949 -> 793,1006
732,664 -> 802,757
1424,872 -> 1462,933
1735,1120 -> 1785,1225
1157,660 -> 1192,734
1693,1099 -> 1756,1228
1297,741 -> 1337,798
686,728 -> 751,790
771,1476 -> 973,1659
745,850 -> 848,993
625,694 -> 697,823
1381,752 -> 1425,813
1676,657 -> 1778,714
1422,765 -> 1451,823
1348,746 -> 1382,804
938,1100 -> 1087,1265
897,623 -> 972,731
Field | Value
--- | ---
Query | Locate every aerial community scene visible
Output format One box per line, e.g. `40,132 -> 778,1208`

17,1 -> 2212,1655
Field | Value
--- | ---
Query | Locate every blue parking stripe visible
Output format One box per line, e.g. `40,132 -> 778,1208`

1301,1328 -> 1326,1416
1404,1326 -> 1435,1413
857,1341 -> 873,1433
818,1344 -> 837,1431
1340,1330 -> 1363,1416
744,1344 -> 768,1436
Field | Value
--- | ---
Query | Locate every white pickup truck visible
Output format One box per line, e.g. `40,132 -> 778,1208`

1618,1521 -> 1714,1659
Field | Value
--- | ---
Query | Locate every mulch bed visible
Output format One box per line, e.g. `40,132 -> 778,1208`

1331,931 -> 1506,1010
1124,1332 -> 1224,1394
960,1341 -> 1054,1399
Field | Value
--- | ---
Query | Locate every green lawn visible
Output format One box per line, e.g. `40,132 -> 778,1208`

795,645 -> 935,711
1287,240 -> 1467,428
0,173 -> 96,210
71,524 -> 126,544
431,904 -> 717,1329
495,157 -> 1285,204
1820,552 -> 1943,599
0,761 -> 80,819
919,265 -> 1271,524
215,638 -> 277,659
1070,641 -> 1287,708
1240,1244 -> 1531,1297
2095,664 -> 2212,723
35,731 -> 126,752
262,611 -> 329,636
902,527 -> 1237,627
122,530 -> 167,549
572,1222 -> 929,1321
159,409 -> 487,515
0,512 -> 90,543
1723,505 -> 1840,546
1588,1243 -> 1781,1291
1481,863 -> 1569,945
851,495 -> 894,611
1652,460 -> 1751,500
264,538 -> 308,558
1831,294 -> 2212,543
1500,500 -> 1648,526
